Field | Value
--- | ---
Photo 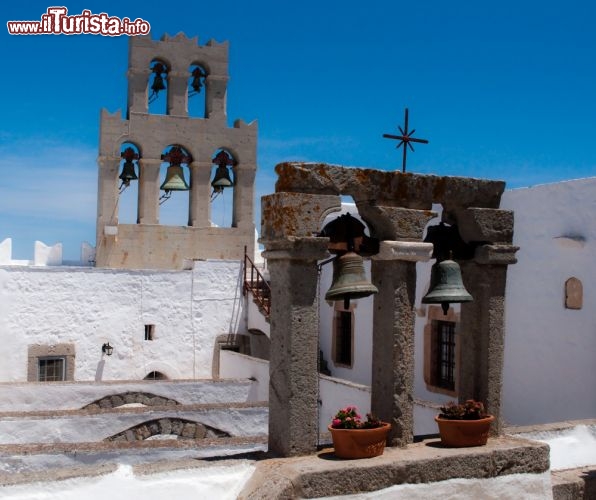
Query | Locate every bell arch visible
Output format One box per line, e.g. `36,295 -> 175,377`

210,148 -> 236,228
148,58 -> 169,114
158,144 -> 192,226
188,63 -> 208,118
117,142 -> 141,224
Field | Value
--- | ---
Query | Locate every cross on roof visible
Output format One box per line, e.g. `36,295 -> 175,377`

383,108 -> 429,173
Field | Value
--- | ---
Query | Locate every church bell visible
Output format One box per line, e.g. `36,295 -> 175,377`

211,165 -> 234,191
119,160 -> 138,186
325,251 -> 378,309
422,258 -> 473,315
160,165 -> 189,192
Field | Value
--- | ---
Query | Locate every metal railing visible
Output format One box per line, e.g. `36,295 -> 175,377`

243,246 -> 271,317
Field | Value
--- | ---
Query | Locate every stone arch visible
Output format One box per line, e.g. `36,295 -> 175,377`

148,58 -> 170,114
81,392 -> 180,410
117,142 -> 141,223
159,144 -> 192,225
210,148 -> 237,228
188,62 -> 208,118
105,418 -> 229,442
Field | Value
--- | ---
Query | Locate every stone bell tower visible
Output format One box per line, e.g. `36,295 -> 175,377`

95,33 -> 257,270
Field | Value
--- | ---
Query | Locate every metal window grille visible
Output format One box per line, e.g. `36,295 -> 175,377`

38,357 -> 65,382
436,321 -> 455,390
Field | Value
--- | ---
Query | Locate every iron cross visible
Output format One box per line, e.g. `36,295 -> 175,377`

383,108 -> 429,172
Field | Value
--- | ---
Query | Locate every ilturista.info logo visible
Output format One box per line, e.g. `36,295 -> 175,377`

7,7 -> 151,36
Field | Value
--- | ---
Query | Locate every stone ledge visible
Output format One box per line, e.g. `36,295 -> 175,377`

238,436 -> 549,499
552,467 -> 596,500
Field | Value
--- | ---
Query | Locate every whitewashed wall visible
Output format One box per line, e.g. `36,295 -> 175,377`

501,178 -> 596,425
0,260 -> 246,382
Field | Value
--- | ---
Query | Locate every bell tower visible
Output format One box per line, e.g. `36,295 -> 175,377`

95,33 -> 257,270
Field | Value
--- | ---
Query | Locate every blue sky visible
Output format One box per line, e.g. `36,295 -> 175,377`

1,1 -> 595,260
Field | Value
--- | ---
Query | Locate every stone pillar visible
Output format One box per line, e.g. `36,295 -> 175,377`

233,163 -> 256,229
189,161 -> 211,227
263,237 -> 330,456
167,70 -> 188,117
205,75 -> 228,122
137,158 -> 161,224
371,241 -> 433,447
96,156 -> 120,228
458,244 -> 518,436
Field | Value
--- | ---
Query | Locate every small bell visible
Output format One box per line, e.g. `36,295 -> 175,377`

151,74 -> 166,93
119,160 -> 138,186
325,251 -> 378,309
160,165 -> 189,192
211,165 -> 234,190
422,258 -> 473,315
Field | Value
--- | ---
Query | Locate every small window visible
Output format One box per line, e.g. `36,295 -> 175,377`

333,308 -> 353,367
144,324 -> 155,341
144,371 -> 167,380
433,321 -> 456,391
38,357 -> 65,382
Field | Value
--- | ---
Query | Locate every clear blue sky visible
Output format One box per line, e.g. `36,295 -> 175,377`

1,1 -> 595,260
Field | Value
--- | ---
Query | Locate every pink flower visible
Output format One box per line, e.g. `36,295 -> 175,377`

332,418 -> 341,427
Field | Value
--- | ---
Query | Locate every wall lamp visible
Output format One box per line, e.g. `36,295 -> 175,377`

102,342 -> 114,356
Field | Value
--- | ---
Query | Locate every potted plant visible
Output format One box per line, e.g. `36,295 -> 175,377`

434,399 -> 495,447
328,406 -> 391,459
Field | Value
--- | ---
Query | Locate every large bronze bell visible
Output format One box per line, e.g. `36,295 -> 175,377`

422,258 -> 473,315
160,165 -> 189,192
211,165 -> 234,191
325,251 -> 378,309
119,161 -> 138,186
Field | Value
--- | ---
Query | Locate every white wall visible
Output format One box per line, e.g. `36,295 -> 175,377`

219,351 -> 269,401
501,178 -> 596,425
0,260 -> 246,382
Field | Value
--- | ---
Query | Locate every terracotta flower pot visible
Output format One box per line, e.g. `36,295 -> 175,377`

434,415 -> 495,447
328,422 -> 391,459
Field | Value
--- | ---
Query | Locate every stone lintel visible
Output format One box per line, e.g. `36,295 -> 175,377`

372,241 -> 434,262
274,162 -> 505,210
260,193 -> 341,241
261,237 -> 330,262
357,205 -> 437,241
456,208 -> 514,244
474,244 -> 519,265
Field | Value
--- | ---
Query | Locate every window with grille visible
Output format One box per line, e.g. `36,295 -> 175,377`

435,321 -> 455,390
333,309 -> 353,367
38,357 -> 65,382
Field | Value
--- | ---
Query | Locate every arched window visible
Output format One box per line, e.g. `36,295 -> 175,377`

144,371 -> 168,380
148,59 -> 169,114
188,63 -> 207,118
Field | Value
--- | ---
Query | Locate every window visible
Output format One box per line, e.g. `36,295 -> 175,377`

144,324 -> 155,341
435,321 -> 455,391
28,344 -> 75,382
38,357 -> 65,382
423,306 -> 458,395
333,308 -> 353,367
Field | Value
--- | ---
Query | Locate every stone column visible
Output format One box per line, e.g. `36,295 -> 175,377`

167,70 -> 188,117
189,161 -> 211,227
137,158 -> 161,224
371,241 -> 433,447
233,163 -> 256,230
458,244 -> 518,436
205,75 -> 228,123
263,237 -> 330,457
